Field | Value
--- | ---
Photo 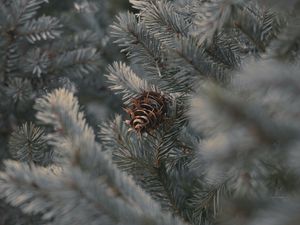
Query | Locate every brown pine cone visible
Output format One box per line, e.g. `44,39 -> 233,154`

124,91 -> 167,134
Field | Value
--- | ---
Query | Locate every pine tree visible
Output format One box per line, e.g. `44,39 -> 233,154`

1,0 -> 300,225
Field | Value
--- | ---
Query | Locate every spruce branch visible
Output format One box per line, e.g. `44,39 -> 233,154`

99,116 -> 178,210
48,30 -> 99,53
0,160 -> 147,225
162,111 -> 200,171
8,122 -> 50,165
110,12 -> 166,79
106,61 -> 159,104
129,0 -> 157,11
72,30 -> 99,48
167,37 -> 230,89
191,1 -> 282,53
191,0 -> 244,43
24,48 -> 49,77
188,181 -> 230,224
18,16 -> 62,43
0,160 -> 58,217
142,1 -> 190,48
34,88 -> 95,143
5,78 -> 33,107
9,0 -> 49,26
99,99 -> 191,213
1,42 -> 20,81
33,88 -> 187,225
53,47 -> 100,78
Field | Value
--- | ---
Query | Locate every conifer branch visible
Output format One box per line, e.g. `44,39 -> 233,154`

268,15 -> 300,60
9,0 -> 49,26
142,1 -> 190,48
9,122 -> 51,165
111,12 -> 166,79
106,61 -> 159,103
18,16 -> 62,43
33,88 -> 187,225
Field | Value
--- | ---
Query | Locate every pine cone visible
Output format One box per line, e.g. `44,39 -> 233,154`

124,91 -> 167,134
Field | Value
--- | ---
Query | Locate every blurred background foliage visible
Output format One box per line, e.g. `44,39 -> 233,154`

42,0 -> 130,14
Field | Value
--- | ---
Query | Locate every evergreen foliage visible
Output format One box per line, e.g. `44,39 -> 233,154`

1,0 -> 300,225
0,0 -> 99,156
0,0 -> 124,223
9,122 -> 51,165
